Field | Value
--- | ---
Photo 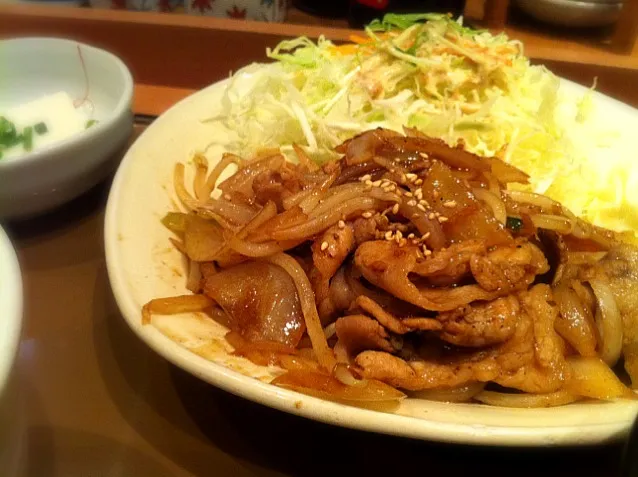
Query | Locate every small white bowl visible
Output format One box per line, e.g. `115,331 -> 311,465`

0,37 -> 133,220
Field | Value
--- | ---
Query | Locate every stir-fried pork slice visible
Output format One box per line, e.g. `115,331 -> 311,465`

437,296 -> 519,347
355,295 -> 441,334
494,285 -> 569,393
335,314 -> 394,357
311,223 -> 355,323
335,128 -> 402,165
203,262 -> 305,346
470,240 -> 549,292
413,240 -> 486,285
356,285 -> 567,392
355,240 -> 501,311
600,244 -> 638,386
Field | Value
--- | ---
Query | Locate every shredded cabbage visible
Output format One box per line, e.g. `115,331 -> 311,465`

211,14 -> 634,233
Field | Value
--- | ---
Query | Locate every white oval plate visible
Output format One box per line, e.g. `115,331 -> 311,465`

105,75 -> 638,446
0,226 -> 23,396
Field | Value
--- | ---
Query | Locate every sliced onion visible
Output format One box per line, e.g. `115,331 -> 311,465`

412,382 -> 485,403
333,363 -> 368,387
227,237 -> 300,257
531,214 -> 573,234
474,390 -> 579,408
271,197 -> 380,241
292,143 -> 319,171
186,260 -> 202,293
193,153 -> 209,201
309,182 -> 369,217
265,253 -> 336,372
566,251 -> 607,265
473,188 -> 506,225
503,189 -> 559,211
174,163 -> 198,211
202,153 -> 242,199
142,294 -> 214,324
588,278 -> 623,367
323,322 -> 337,340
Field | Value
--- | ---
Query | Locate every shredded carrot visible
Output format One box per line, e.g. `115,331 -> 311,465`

329,44 -> 359,56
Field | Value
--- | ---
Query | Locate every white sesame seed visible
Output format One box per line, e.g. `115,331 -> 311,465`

385,231 -> 393,240
372,180 -> 382,187
422,232 -> 431,240
361,174 -> 372,182
389,185 -> 396,192
419,199 -> 429,206
407,233 -> 415,239
321,241 -> 329,251
414,189 -> 423,199
382,186 -> 391,193
392,203 -> 400,214
399,238 -> 407,247
425,249 -> 432,256
428,212 -> 436,220
407,199 -> 417,207
419,152 -> 429,159
443,200 -> 457,208
435,212 -> 441,217
422,245 -> 429,255
438,216 -> 449,223
417,204 -> 427,212
338,220 -> 345,229
406,173 -> 417,180
365,179 -> 373,186
362,211 -> 373,219
404,191 -> 413,198
396,230 -> 403,240
415,179 -> 423,186
400,173 -> 407,182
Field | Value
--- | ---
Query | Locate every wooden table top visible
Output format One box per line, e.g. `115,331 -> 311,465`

1,9 -> 637,475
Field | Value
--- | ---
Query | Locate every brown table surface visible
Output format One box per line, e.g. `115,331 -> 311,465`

2,79 -> 633,476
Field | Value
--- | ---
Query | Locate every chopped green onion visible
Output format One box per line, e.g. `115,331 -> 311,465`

22,126 -> 33,152
506,216 -> 524,232
34,122 -> 48,135
86,119 -> 98,129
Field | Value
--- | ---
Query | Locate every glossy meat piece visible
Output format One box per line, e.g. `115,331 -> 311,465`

356,285 -> 567,392
470,240 -> 549,292
494,285 -> 569,393
203,262 -> 305,346
600,244 -> 638,386
356,295 -> 441,335
335,314 -> 394,357
310,223 -> 355,323
437,296 -> 520,347
355,240 -> 500,312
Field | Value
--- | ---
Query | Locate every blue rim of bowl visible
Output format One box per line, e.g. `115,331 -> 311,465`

0,37 -> 134,170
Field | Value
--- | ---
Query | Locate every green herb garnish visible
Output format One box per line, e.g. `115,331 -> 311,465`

85,119 -> 98,129
0,116 -> 49,158
22,126 -> 33,152
34,122 -> 48,135
506,216 -> 524,232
